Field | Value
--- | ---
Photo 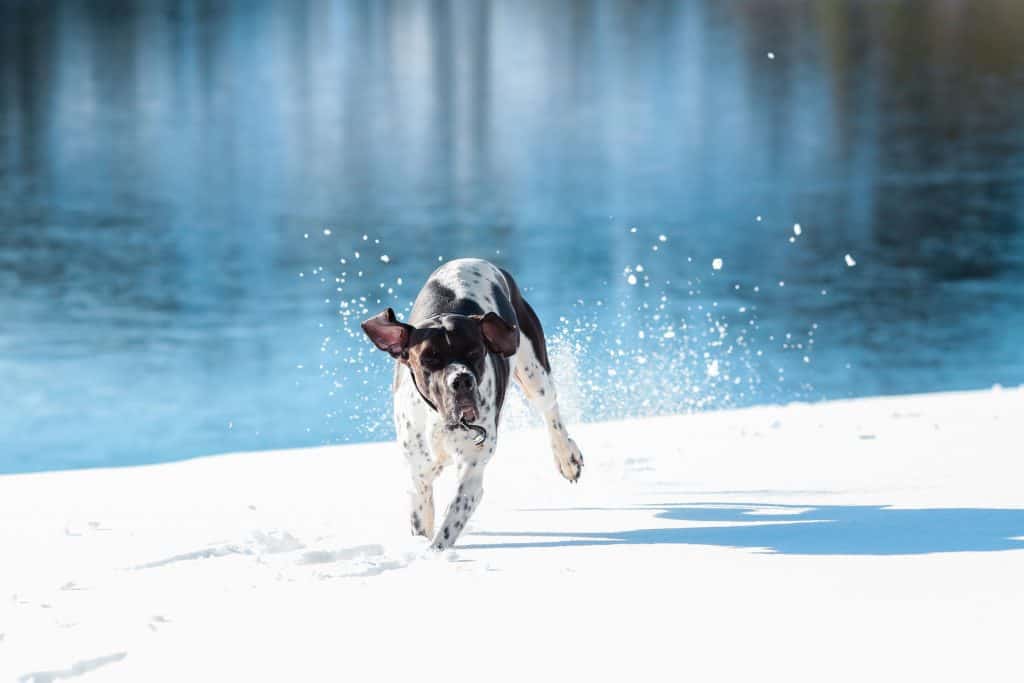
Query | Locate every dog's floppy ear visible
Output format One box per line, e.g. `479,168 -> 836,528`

475,312 -> 519,357
362,308 -> 414,359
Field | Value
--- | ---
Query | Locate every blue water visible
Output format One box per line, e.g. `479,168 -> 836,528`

2,1 -> 1023,473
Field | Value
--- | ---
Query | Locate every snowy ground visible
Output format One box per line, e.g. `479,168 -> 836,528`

3,387 -> 1023,682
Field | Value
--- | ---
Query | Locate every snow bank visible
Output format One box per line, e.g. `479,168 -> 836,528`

3,388 -> 1023,682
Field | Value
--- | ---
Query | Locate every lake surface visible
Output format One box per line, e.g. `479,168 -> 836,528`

2,0 -> 1023,473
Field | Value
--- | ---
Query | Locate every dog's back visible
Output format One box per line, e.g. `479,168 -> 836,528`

411,258 -> 551,373
410,258 -> 517,327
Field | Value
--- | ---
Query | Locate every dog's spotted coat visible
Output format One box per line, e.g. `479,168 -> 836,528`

362,258 -> 583,550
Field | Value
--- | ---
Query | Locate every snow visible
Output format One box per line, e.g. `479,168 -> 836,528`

845,253 -> 857,267
711,257 -> 723,270
3,387 -> 1024,681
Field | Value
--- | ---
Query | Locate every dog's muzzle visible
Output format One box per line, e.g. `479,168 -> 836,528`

447,368 -> 480,422
447,367 -> 485,445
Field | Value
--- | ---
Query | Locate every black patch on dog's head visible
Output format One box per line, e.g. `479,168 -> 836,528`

416,281 -> 485,318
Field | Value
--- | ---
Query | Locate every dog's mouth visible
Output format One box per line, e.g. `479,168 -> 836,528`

447,396 -> 479,425
446,400 -> 486,446
456,403 -> 479,423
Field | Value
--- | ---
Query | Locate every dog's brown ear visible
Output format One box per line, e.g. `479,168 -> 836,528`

362,308 -> 414,359
475,312 -> 519,357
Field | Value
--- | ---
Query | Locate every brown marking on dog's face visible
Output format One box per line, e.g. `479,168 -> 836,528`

362,309 -> 518,426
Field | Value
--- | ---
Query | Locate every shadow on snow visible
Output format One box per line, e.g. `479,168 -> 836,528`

464,503 -> 1024,555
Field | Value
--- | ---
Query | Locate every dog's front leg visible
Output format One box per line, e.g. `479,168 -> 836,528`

431,467 -> 483,551
408,457 -> 439,539
431,442 -> 493,550
398,412 -> 442,539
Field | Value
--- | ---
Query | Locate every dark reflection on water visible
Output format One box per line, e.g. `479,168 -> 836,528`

1,1 -> 1022,472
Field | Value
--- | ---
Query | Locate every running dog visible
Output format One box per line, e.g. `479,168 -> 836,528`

361,258 -> 583,550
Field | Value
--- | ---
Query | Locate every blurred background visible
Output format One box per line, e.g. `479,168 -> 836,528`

2,0 -> 1023,473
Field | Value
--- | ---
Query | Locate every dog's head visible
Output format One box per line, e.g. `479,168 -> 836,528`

361,308 -> 518,426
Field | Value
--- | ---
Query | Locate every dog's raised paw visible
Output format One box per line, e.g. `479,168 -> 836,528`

556,438 -> 584,483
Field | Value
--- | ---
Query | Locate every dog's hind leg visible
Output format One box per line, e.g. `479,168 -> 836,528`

508,314 -> 583,483
513,339 -> 584,483
500,269 -> 583,482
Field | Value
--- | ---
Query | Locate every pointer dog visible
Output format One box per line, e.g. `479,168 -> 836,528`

362,258 -> 583,550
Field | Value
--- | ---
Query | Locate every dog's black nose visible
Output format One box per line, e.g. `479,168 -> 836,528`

451,372 -> 475,393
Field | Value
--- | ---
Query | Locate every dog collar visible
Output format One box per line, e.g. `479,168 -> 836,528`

407,365 -> 439,413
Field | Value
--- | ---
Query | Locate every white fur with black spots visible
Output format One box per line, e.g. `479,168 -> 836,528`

364,258 -> 583,550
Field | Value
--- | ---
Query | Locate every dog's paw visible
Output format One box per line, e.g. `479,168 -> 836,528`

429,524 -> 457,552
555,438 -> 584,483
